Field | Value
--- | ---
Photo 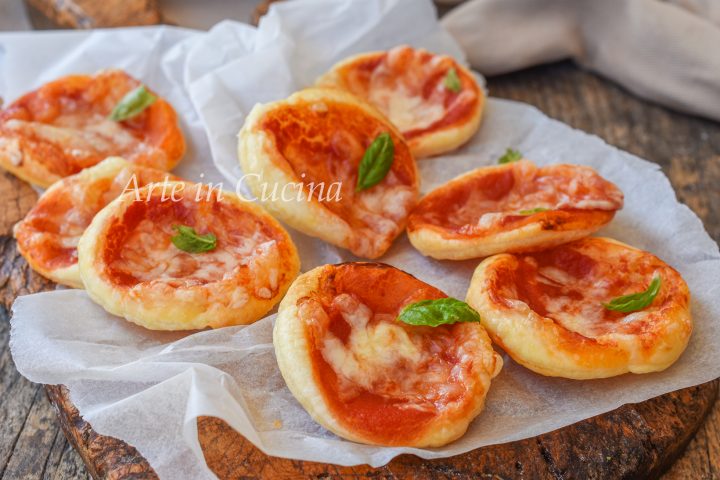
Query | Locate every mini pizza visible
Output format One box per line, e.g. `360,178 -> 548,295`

238,87 -> 419,259
78,181 -> 300,330
274,262 -> 502,447
316,45 -> 484,158
0,69 -> 185,188
14,156 -> 177,289
407,160 -> 624,260
466,237 -> 692,379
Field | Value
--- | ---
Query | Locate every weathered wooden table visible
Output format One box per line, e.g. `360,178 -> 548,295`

1,61 -> 718,479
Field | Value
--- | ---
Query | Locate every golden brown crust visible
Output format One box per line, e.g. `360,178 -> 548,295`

238,87 -> 419,259
466,237 -> 692,379
408,160 -> 623,260
78,181 -> 300,330
274,262 -> 502,447
13,157 -> 177,288
316,45 -> 485,158
0,69 -> 185,188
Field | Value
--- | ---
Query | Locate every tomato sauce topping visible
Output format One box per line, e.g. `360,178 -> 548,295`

299,263 -> 488,445
329,46 -> 481,138
15,163 -> 175,271
409,160 -> 623,238
489,238 -> 686,338
259,99 -> 417,228
101,183 -> 290,295
0,70 -> 184,178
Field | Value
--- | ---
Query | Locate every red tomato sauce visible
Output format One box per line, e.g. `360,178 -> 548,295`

335,48 -> 481,139
490,240 -> 682,335
259,100 -> 416,226
301,263 -> 476,445
101,185 -> 286,287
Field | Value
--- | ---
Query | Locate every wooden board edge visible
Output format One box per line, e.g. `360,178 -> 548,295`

44,380 -> 718,479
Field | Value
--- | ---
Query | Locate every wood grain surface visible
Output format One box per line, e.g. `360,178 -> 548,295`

24,0 -> 160,29
1,60 -> 719,479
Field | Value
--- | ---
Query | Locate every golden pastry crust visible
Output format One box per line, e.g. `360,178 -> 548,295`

274,262 -> 502,447
466,237 -> 692,379
407,160 -> 624,260
238,87 -> 419,259
14,157 -> 178,289
0,69 -> 185,188
316,45 -> 484,158
78,181 -> 300,330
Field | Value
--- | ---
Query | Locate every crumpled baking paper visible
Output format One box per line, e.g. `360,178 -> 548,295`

5,0 -> 720,479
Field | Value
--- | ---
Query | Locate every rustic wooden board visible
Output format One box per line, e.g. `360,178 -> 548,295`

45,381 -> 718,479
1,60 -> 718,478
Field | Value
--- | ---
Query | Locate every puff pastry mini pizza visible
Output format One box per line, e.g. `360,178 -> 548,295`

316,45 -> 484,158
274,262 -> 502,447
238,88 -> 419,259
407,160 -> 624,260
78,181 -> 300,330
14,157 -> 177,289
0,69 -> 185,188
466,237 -> 692,379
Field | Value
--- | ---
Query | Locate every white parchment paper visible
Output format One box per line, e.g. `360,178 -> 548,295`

0,26 -> 221,184
5,0 -> 720,479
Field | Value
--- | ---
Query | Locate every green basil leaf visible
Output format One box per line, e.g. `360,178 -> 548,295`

444,67 -> 462,93
398,298 -> 481,327
603,275 -> 662,313
356,132 -> 395,192
498,148 -> 522,164
518,207 -> 549,215
171,225 -> 217,253
109,85 -> 157,122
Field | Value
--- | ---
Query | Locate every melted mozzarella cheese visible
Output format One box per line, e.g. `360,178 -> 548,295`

351,171 -> 417,257
458,212 -> 504,234
4,115 -> 148,162
322,295 -> 422,385
531,263 -> 613,337
516,246 -> 663,338
358,46 -> 464,135
514,163 -> 622,211
356,171 -> 416,222
43,164 -> 172,255
448,161 -> 623,233
240,240 -> 281,298
115,219 -> 279,286
542,296 -> 607,338
369,86 -> 445,132
319,293 -> 469,411
0,136 -> 23,166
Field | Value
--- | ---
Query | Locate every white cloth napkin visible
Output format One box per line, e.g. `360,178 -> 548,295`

0,0 -> 31,31
442,0 -> 720,121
